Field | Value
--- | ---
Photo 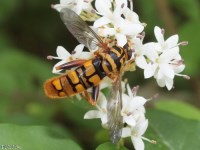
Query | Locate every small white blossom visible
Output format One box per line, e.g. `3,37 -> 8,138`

52,0 -> 94,15
48,44 -> 93,74
121,84 -> 147,126
154,26 -> 179,52
94,0 -> 144,47
84,93 -> 108,127
122,116 -> 151,150
135,26 -> 187,90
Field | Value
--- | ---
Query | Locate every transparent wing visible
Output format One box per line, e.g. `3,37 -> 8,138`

60,8 -> 105,51
107,75 -> 123,144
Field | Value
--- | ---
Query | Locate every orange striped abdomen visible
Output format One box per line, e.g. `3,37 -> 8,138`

44,58 -> 106,98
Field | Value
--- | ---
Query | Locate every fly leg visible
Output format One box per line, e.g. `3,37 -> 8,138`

55,59 -> 87,71
92,85 -> 100,103
82,85 -> 100,106
123,58 -> 135,72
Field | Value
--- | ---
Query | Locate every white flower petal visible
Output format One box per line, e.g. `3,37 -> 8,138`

166,34 -> 179,49
53,4 -> 67,12
100,114 -> 108,125
160,64 -> 175,79
56,46 -> 71,59
137,106 -> 146,114
98,28 -> 115,37
116,33 -> 127,47
52,60 -> 66,74
122,127 -> 131,138
123,23 -> 144,36
142,42 -> 158,61
131,96 -> 147,110
127,84 -> 133,99
173,64 -> 185,73
93,17 -> 111,28
84,110 -> 102,119
60,0 -> 73,4
78,52 -> 93,59
123,8 -> 140,23
124,116 -> 136,126
165,77 -> 174,90
160,48 -> 179,63
144,64 -> 154,78
95,0 -> 112,18
97,92 -> 107,109
137,119 -> 148,136
131,137 -> 145,150
74,0 -> 83,15
136,56 -> 147,69
154,26 -> 164,45
156,78 -> 165,87
122,94 -> 130,111
72,44 -> 84,58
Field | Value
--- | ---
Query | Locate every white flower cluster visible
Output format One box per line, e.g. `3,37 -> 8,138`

84,84 -> 156,149
49,0 -> 189,149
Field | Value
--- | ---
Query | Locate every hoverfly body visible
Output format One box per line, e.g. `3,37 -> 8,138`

44,8 -> 134,144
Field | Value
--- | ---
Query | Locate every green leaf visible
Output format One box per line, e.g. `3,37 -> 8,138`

145,110 -> 200,150
96,142 -> 128,150
179,21 -> 200,76
95,129 -> 109,143
0,124 -> 82,150
155,100 -> 200,121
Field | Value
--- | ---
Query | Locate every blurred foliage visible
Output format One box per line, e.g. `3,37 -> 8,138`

145,109 -> 200,150
0,124 -> 81,150
0,0 -> 199,149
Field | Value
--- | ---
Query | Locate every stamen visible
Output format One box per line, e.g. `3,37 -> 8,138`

148,93 -> 159,101
176,74 -> 190,80
183,75 -> 190,80
121,3 -> 125,8
171,41 -> 188,49
47,55 -> 54,60
137,32 -> 145,40
142,137 -> 157,144
131,48 -> 135,53
124,78 -> 128,84
142,23 -> 147,27
161,28 -> 165,35
170,59 -> 184,66
51,4 -> 55,9
91,9 -> 96,14
47,55 -> 60,60
132,85 -> 139,96
179,41 -> 188,46
71,50 -> 76,55
177,59 -> 184,65
141,32 -> 145,37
